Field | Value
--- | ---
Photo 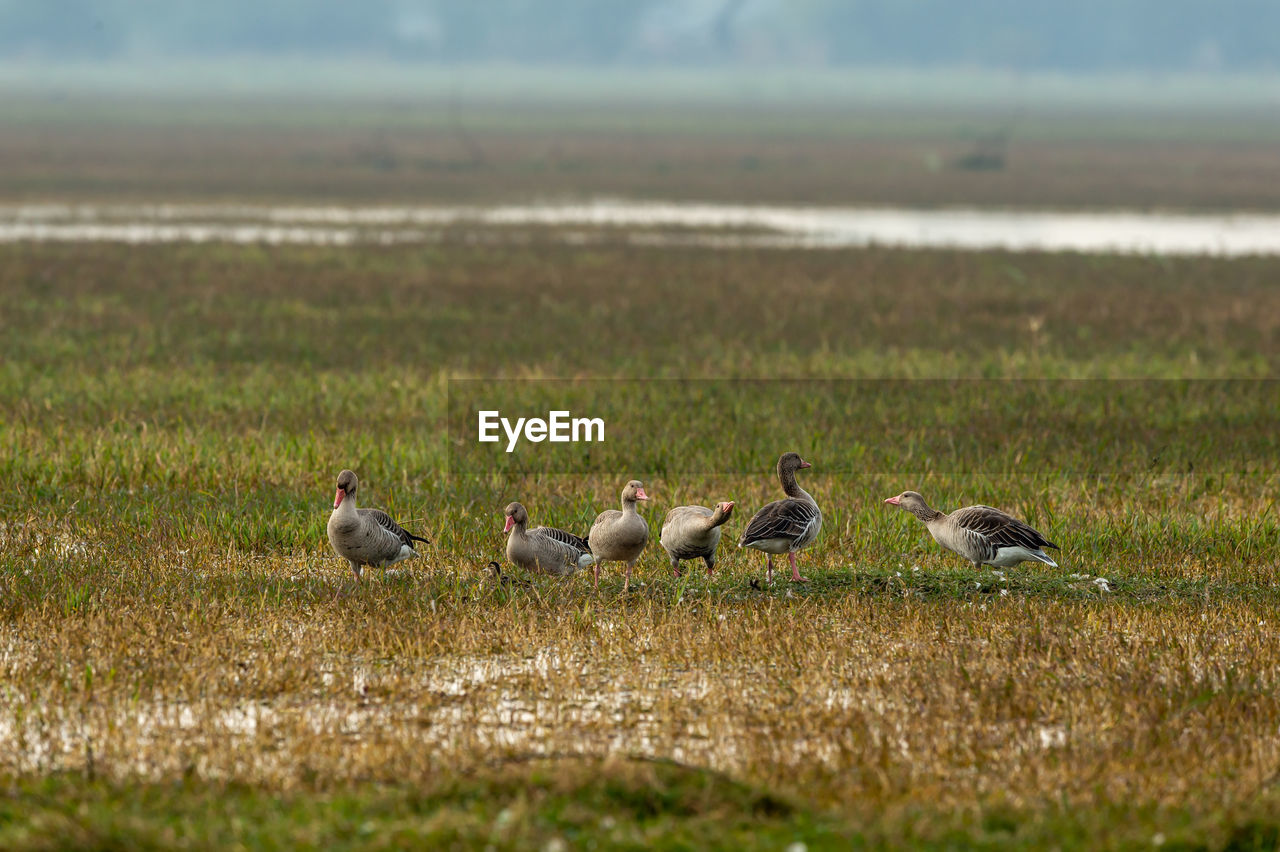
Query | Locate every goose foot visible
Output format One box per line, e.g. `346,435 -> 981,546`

789,552 -> 809,583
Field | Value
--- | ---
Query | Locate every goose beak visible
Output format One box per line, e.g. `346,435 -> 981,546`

636,488 -> 649,501
503,516 -> 516,533
799,461 -> 812,469
884,495 -> 901,506
333,489 -> 344,509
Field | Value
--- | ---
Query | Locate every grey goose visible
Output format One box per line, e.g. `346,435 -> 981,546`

326,469 -> 429,583
587,480 -> 650,591
503,501 -> 594,576
884,490 -> 1059,569
659,501 -> 735,578
739,453 -> 821,584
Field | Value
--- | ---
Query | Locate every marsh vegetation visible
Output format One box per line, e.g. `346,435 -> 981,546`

1,103 -> 1279,849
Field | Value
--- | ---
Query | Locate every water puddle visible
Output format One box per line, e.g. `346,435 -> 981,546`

2,201 -> 1279,255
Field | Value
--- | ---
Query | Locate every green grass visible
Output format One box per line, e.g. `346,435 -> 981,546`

1,234 -> 1278,849
8,764 -> 1280,850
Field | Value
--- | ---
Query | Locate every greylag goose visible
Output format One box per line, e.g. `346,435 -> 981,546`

326,469 -> 430,583
884,491 -> 1059,569
587,480 -> 650,591
738,452 -> 821,583
660,501 -> 735,578
503,501 -> 594,576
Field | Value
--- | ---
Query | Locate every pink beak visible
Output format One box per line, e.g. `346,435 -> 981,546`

503,515 -> 515,533
884,495 -> 901,505
333,489 -> 344,509
636,488 -> 649,501
722,501 -> 735,514
799,460 -> 812,469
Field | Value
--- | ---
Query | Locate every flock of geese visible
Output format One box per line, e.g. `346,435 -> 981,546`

326,452 -> 1060,589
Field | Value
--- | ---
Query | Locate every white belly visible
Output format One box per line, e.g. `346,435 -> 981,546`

988,546 -> 1055,568
742,537 -> 793,555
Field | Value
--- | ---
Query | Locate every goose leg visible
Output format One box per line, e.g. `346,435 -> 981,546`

789,552 -> 809,583
766,555 -> 774,585
624,560 -> 634,592
593,561 -> 600,590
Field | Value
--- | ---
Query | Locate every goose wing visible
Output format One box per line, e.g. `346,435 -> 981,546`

739,498 -> 820,547
949,505 -> 1056,551
361,508 -> 430,547
530,525 -> 591,553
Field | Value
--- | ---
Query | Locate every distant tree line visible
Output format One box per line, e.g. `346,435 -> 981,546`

2,0 -> 1276,72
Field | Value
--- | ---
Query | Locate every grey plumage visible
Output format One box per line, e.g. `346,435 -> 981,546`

327,469 -> 429,583
504,501 -> 593,576
660,501 -> 734,577
885,490 -> 1059,569
588,480 -> 650,591
739,452 -> 821,583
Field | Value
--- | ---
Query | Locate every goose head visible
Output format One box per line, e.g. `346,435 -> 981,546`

503,502 -> 528,534
622,480 -> 649,504
777,452 -> 812,477
884,490 -> 935,520
334,469 -> 358,509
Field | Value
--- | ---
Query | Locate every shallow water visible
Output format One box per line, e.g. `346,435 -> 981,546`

2,200 -> 1279,256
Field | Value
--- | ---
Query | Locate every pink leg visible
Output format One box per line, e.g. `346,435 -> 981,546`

789,551 -> 809,583
766,555 -> 774,585
624,560 -> 633,592
593,562 -> 600,590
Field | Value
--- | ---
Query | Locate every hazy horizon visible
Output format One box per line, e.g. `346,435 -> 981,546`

4,0 -> 1278,75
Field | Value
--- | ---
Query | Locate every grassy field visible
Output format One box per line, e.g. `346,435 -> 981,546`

1,227 -> 1278,850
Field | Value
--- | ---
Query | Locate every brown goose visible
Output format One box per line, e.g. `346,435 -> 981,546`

660,501 -> 734,578
503,501 -> 594,576
587,480 -> 650,591
739,453 -> 821,583
884,491 -> 1059,569
326,469 -> 430,583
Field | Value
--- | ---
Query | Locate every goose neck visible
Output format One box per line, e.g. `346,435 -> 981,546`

781,472 -> 815,505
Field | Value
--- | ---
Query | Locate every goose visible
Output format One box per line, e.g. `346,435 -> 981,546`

739,452 -> 821,584
326,469 -> 430,583
884,491 -> 1059,569
587,480 -> 650,591
503,501 -> 594,576
660,501 -> 735,578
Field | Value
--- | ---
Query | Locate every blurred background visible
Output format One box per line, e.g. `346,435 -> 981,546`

1,0 -> 1278,212
5,0 -> 1280,77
